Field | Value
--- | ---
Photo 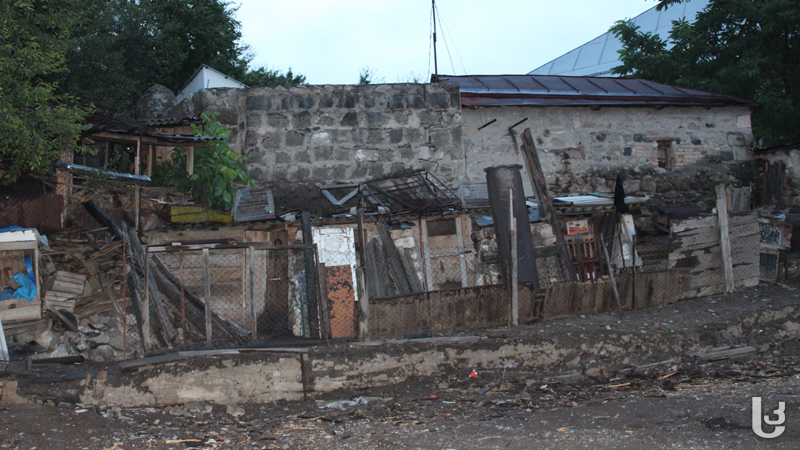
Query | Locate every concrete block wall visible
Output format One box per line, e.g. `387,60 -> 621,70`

461,105 -> 755,200
168,83 -> 465,210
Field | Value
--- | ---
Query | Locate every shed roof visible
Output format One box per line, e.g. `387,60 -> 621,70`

437,74 -> 756,108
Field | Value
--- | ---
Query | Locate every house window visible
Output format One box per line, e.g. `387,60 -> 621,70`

657,140 -> 672,169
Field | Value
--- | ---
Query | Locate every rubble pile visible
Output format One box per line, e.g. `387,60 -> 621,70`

4,226 -> 141,362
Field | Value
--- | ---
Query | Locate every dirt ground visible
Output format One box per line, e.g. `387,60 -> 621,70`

4,281 -> 800,449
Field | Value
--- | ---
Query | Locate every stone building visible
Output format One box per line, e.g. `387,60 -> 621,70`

157,74 -> 757,212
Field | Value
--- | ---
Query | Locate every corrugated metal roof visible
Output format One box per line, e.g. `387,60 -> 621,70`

530,0 -> 710,77
437,74 -> 756,108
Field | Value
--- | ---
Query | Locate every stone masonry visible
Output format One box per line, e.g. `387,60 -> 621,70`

460,105 -> 755,200
167,83 -> 465,210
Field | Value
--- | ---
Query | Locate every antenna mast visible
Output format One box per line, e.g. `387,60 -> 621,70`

432,0 -> 438,78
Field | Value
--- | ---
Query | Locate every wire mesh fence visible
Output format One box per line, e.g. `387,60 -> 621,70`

140,244 -> 324,353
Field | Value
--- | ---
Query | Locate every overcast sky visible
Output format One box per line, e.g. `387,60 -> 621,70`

235,0 -> 658,85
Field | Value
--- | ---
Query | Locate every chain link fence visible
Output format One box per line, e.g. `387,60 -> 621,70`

140,244 -> 324,353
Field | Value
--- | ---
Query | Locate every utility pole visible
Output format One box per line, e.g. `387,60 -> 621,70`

432,0 -> 438,77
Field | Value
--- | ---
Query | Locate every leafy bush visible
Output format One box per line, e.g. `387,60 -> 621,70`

153,113 -> 252,210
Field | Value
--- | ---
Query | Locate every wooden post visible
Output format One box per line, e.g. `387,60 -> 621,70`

716,184 -> 735,293
455,216 -> 469,287
520,128 -> 577,282
600,235 -> 623,320
135,139 -> 141,231
147,145 -> 153,177
186,147 -> 195,176
509,189 -> 519,327
179,249 -> 186,343
248,246 -> 256,340
356,207 -> 370,341
317,262 -> 331,341
421,218 -> 434,291
203,248 -> 212,347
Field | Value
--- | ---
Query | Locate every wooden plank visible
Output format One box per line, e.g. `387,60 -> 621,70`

377,222 -> 413,295
716,185 -> 734,294
455,216 -> 468,288
0,304 -> 41,322
248,246 -> 256,338
520,128 -> 576,282
509,189 -> 518,327
420,218 -> 434,291
203,248 -> 212,347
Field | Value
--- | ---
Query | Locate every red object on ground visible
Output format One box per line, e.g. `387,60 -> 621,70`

469,370 -> 478,378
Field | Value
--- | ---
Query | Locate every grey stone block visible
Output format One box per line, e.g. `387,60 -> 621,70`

390,162 -> 407,173
368,163 -> 385,177
367,130 -> 383,145
398,145 -> 414,159
408,96 -> 426,109
366,111 -> 389,127
451,126 -> 462,143
388,95 -> 404,109
449,92 -> 461,108
623,147 -> 632,156
692,138 -> 702,145
260,131 -> 282,149
279,96 -> 292,111
331,165 -> 348,180
429,92 -> 449,110
286,130 -> 305,147
294,95 -> 314,109
335,149 -> 352,162
293,111 -> 313,129
389,129 -> 403,144
245,95 -> 271,112
351,164 -> 368,179
419,111 -> 441,125
430,129 -> 452,145
315,147 -> 335,160
634,133 -> 645,142
267,114 -> 290,128
312,166 -> 330,180
294,167 -> 310,181
392,110 -> 410,125
442,82 -> 460,93
295,150 -> 312,163
275,152 -> 291,164
405,128 -> 422,143
318,93 -> 334,108
338,94 -> 356,108
340,111 -> 358,127
317,114 -> 335,126
361,94 -> 376,109
246,113 -> 262,129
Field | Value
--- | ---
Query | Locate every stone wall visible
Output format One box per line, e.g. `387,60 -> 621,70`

168,83 -> 465,210
461,105 -> 755,202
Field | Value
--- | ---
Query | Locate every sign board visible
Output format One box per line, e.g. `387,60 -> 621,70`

566,220 -> 589,235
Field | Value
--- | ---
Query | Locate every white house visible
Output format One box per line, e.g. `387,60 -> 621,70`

175,64 -> 248,103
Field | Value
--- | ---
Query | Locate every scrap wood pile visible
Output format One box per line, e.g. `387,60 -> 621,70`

2,222 -> 132,363
84,201 -> 250,352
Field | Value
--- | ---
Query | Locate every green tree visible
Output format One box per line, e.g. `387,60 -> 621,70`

0,0 -> 89,180
611,0 -> 800,146
242,66 -> 306,87
153,113 -> 252,210
59,0 -> 305,114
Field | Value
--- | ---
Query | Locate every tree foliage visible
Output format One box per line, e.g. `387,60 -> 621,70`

153,113 -> 252,210
611,0 -> 800,147
60,0 -> 304,115
242,66 -> 306,88
0,0 -> 89,180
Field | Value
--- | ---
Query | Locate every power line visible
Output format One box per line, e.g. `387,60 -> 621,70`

433,2 -> 467,75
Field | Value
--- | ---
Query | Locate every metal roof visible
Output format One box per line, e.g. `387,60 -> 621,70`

530,0 -> 709,77
438,74 -> 756,108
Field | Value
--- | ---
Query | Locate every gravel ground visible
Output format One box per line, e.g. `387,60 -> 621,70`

4,281 -> 800,449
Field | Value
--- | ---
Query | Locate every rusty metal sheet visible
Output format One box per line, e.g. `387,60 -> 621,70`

326,265 -> 356,339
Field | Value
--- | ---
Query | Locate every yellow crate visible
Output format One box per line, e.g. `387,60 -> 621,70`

171,206 -> 232,223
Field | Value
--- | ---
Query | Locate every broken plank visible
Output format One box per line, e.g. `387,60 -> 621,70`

689,346 -> 756,361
